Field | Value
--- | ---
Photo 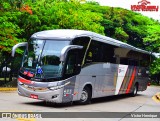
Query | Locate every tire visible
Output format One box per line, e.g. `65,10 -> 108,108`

130,84 -> 138,97
78,86 -> 91,105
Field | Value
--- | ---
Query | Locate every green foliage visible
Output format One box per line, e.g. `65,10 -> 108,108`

143,25 -> 160,52
29,0 -> 104,34
115,27 -> 128,42
0,0 -> 160,75
150,58 -> 160,75
0,10 -> 25,53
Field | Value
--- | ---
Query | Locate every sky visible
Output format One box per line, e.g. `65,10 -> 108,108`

92,0 -> 160,20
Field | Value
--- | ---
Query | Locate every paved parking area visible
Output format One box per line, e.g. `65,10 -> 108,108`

0,86 -> 159,121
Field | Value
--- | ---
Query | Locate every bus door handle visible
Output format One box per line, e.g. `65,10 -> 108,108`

92,75 -> 96,78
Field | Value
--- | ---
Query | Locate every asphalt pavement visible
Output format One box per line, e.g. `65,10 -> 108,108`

0,85 -> 159,121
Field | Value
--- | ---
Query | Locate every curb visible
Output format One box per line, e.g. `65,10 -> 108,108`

0,88 -> 17,91
152,92 -> 160,103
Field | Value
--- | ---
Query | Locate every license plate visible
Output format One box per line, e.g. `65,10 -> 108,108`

30,94 -> 38,99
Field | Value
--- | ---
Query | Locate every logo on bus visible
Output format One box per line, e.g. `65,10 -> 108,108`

131,0 -> 159,12
118,68 -> 125,73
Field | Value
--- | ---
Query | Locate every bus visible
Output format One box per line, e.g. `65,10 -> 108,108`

12,29 -> 151,104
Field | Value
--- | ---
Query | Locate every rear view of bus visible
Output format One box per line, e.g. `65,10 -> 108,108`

12,29 -> 151,104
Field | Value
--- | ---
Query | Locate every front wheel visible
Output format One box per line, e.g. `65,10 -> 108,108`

78,86 -> 91,105
130,84 -> 138,97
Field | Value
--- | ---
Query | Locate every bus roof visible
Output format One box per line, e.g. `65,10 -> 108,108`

31,29 -> 150,55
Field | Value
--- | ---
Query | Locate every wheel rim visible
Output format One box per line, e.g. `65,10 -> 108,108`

134,86 -> 137,95
80,90 -> 88,102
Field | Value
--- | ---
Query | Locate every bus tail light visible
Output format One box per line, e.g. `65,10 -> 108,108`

148,82 -> 151,86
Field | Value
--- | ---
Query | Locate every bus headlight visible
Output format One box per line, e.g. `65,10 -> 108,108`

49,85 -> 64,90
48,81 -> 70,90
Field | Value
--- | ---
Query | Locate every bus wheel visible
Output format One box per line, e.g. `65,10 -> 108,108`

131,84 -> 138,97
79,86 -> 91,104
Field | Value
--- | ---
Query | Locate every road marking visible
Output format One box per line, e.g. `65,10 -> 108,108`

152,92 -> 160,103
16,118 -> 36,121
0,88 -> 17,91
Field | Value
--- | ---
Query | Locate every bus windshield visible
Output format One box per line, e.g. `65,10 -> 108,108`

21,39 -> 70,79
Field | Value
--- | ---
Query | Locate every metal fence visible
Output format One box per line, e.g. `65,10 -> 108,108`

0,55 -> 21,87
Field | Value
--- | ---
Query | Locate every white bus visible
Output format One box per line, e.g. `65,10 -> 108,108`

12,29 -> 151,104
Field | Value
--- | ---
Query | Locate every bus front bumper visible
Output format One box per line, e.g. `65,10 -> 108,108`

18,84 -> 64,103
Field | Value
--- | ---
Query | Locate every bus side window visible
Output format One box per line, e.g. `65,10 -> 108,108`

85,40 -> 102,64
72,37 -> 90,65
128,59 -> 138,66
85,40 -> 117,64
139,54 -> 150,67
101,43 -> 116,63
72,37 -> 90,56
120,58 -> 139,66
140,60 -> 149,67
120,58 -> 128,65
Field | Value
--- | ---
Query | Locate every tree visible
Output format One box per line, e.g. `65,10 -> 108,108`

143,25 -> 160,75
0,2 -> 25,53
0,0 -> 160,76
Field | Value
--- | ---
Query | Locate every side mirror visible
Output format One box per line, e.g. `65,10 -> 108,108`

12,42 -> 28,57
60,45 -> 83,62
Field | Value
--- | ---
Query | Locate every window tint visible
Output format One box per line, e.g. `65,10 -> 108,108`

85,40 -> 116,64
72,37 -> 90,56
64,50 -> 83,78
126,51 -> 150,67
65,52 -> 76,75
140,54 -> 150,67
120,58 -> 128,65
85,41 -> 102,64
102,43 -> 116,63
120,58 -> 138,66
140,60 -> 150,67
128,59 -> 138,66
72,37 -> 90,65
